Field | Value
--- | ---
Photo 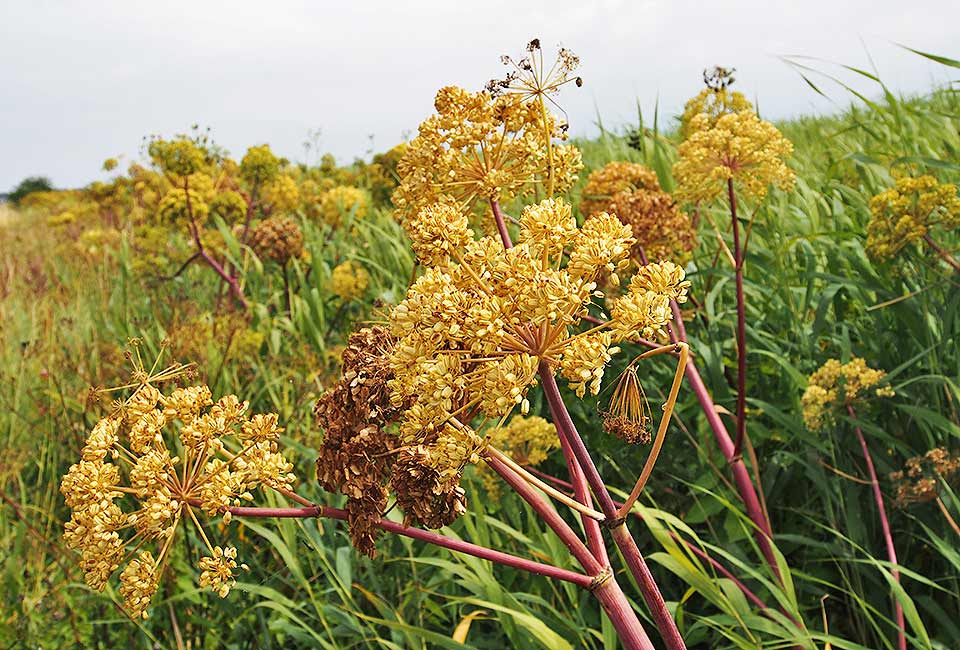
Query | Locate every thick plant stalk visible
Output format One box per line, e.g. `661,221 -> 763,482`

556,417 -> 609,562
848,406 -> 906,650
486,456 -> 602,573
727,178 -> 748,459
481,457 -> 655,650
183,176 -> 248,308
539,365 -> 687,650
680,358 -> 780,575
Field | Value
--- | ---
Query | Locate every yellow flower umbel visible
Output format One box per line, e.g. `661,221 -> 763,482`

866,175 -> 960,263
330,260 -> 370,302
239,145 -> 281,187
317,185 -> 369,227
679,88 -> 754,140
801,357 -> 894,431
388,197 -> 689,487
580,161 -> 697,263
392,85 -> 581,226
60,359 -> 296,619
262,174 -> 301,214
673,110 -> 795,204
478,415 -> 559,495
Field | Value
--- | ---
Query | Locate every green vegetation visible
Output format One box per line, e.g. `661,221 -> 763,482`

1,52 -> 959,649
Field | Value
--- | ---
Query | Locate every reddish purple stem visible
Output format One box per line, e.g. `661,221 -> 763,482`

222,502 -> 593,588
491,200 -> 513,249
728,178 -> 748,460
848,405 -> 907,650
539,364 -> 687,650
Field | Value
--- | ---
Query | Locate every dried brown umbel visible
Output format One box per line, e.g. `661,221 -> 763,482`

890,447 -> 960,508
605,189 -> 698,262
314,326 -> 402,556
578,162 -> 661,219
390,446 -> 467,530
249,216 -> 304,264
600,365 -> 652,445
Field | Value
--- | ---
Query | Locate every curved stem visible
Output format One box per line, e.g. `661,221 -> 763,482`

539,364 -> 686,650
848,405 -> 906,650
618,343 -> 689,518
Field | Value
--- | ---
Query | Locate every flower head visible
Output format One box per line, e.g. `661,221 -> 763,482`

679,87 -> 753,140
240,145 -> 281,186
330,261 -> 370,302
674,110 -> 794,204
801,357 -> 894,431
61,367 -> 297,619
317,185 -> 369,227
866,175 -> 960,263
250,216 -> 304,264
392,86 -> 581,224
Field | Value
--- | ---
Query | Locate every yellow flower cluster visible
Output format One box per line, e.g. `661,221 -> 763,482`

330,260 -> 369,302
149,139 -> 206,178
478,415 -> 559,495
801,357 -> 895,431
866,175 -> 960,262
580,161 -> 697,262
239,145 -> 281,186
61,378 -> 296,618
317,185 -> 369,227
209,190 -> 249,224
262,174 -> 301,213
679,88 -> 754,140
392,86 -> 581,225
674,111 -> 795,204
387,197 -> 689,485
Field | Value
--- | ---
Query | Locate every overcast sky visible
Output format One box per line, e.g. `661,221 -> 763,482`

1,1 -> 958,190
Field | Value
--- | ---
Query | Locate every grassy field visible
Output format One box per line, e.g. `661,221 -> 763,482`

1,53 -> 959,650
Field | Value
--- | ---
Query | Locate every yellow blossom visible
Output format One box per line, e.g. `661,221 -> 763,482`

866,175 -> 960,263
801,357 -> 894,430
330,261 -> 370,302
60,372 -> 298,620
673,110 -> 795,204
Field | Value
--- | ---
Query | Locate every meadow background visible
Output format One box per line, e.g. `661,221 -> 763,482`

2,49 -> 960,649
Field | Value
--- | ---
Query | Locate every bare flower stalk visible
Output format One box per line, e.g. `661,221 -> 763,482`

184,176 -> 247,308
485,456 -> 654,650
617,342 -> 689,518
